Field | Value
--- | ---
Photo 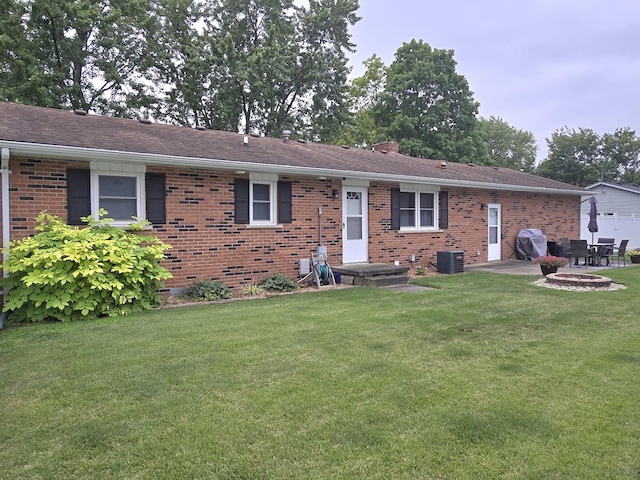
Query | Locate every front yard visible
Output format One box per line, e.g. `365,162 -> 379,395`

1,268 -> 639,479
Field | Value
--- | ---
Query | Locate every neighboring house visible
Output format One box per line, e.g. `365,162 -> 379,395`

580,182 -> 640,249
1,102 -> 587,293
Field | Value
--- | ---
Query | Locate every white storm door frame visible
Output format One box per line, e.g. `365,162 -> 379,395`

342,185 -> 369,263
488,203 -> 502,261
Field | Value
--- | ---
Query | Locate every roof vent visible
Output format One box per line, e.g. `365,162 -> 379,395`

341,145 -> 351,149
468,162 -> 475,167
195,125 -> 206,131
73,109 -> 88,116
380,149 -> 388,154
297,138 -> 307,144
282,129 -> 291,142
138,118 -> 152,124
437,161 -> 447,169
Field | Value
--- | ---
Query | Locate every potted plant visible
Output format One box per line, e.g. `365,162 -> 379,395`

533,255 -> 568,276
629,250 -> 640,264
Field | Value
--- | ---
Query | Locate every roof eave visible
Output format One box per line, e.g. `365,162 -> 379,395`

1,141 -> 588,196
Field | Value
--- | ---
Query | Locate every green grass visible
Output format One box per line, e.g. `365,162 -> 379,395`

2,268 -> 640,479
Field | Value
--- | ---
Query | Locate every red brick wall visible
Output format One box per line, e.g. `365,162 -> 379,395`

368,182 -> 580,267
4,157 -> 581,292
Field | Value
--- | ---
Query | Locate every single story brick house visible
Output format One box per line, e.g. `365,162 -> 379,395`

0,102 -> 586,292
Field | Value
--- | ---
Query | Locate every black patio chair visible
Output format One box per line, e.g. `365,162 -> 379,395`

595,237 -> 615,266
611,239 -> 629,267
558,237 -> 571,260
569,239 -> 594,267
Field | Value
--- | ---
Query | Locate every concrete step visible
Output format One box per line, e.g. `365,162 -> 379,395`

332,263 -> 411,288
361,274 -> 409,287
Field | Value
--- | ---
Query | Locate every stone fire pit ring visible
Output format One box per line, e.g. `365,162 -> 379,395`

545,272 -> 613,289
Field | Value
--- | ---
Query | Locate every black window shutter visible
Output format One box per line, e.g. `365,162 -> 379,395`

234,178 -> 250,224
439,191 -> 449,229
67,169 -> 91,225
390,188 -> 400,231
277,181 -> 292,224
146,173 -> 166,224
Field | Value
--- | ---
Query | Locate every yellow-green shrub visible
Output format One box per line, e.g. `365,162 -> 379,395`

1,211 -> 172,323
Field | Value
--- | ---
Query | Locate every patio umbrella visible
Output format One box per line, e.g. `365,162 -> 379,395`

587,195 -> 599,243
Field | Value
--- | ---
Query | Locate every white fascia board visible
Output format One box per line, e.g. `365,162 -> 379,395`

1,140 -> 588,196
586,182 -> 640,195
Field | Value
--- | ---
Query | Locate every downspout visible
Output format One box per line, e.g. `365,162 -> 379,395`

1,147 -> 10,329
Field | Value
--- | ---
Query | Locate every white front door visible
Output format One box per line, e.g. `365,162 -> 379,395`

488,204 -> 501,261
342,187 -> 368,263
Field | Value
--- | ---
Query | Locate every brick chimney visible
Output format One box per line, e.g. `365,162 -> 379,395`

371,141 -> 399,154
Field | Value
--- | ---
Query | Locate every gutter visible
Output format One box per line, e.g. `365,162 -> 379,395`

1,147 -> 9,262
0,140 -> 590,197
1,147 -> 10,329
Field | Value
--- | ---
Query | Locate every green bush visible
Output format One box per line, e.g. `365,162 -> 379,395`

1,211 -> 172,323
181,280 -> 233,301
260,273 -> 299,292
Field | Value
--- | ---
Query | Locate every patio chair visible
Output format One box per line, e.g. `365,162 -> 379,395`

569,239 -> 594,267
611,239 -> 629,267
558,237 -> 571,260
595,237 -> 615,266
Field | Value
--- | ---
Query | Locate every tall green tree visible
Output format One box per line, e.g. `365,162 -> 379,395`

335,54 -> 386,148
602,128 -> 640,185
373,39 -> 486,163
2,0 -> 158,113
297,0 -> 359,142
477,116 -> 537,172
151,0 -> 359,139
146,0 -> 231,128
537,127 -> 640,186
0,0 -> 34,103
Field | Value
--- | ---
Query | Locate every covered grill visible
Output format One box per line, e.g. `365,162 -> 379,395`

516,228 -> 547,260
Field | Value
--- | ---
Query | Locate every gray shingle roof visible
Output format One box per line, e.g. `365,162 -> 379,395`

0,102 -> 586,194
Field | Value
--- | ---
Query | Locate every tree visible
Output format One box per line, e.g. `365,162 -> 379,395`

602,128 -> 640,185
2,0 -> 159,113
145,0 -> 236,129
0,0 -> 34,103
149,0 -> 359,140
476,116 -> 537,172
536,127 -> 640,186
373,39 -> 486,163
536,127 -> 602,186
335,54 -> 386,148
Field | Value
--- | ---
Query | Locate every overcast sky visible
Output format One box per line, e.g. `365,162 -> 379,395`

347,0 -> 640,161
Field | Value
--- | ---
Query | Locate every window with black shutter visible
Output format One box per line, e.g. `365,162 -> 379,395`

67,169 -> 91,225
66,167 -> 166,226
235,178 -> 292,225
391,186 -> 444,231
439,191 -> 448,229
277,181 -> 292,223
234,178 -> 250,224
145,173 -> 166,224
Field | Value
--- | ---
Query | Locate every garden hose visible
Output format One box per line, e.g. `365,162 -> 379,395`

318,264 -> 330,282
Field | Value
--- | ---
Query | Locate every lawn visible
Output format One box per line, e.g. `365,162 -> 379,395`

1,268 -> 640,479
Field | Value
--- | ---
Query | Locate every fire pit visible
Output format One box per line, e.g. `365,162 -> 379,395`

545,272 -> 612,289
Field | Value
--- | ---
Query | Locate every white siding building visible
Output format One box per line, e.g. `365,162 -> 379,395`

580,182 -> 640,249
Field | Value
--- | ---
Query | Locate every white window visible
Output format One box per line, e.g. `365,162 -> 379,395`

91,162 -> 146,226
399,185 -> 438,231
249,173 -> 277,225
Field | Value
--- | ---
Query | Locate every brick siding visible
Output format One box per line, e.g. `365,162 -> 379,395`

1,157 -> 581,293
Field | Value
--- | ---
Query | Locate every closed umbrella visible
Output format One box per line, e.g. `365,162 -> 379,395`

587,195 -> 598,244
